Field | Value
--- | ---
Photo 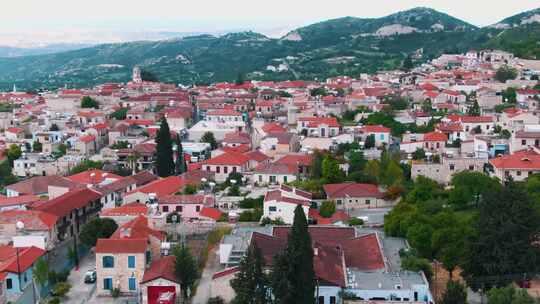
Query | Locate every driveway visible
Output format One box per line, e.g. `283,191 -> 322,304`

63,251 -> 97,304
191,246 -> 221,304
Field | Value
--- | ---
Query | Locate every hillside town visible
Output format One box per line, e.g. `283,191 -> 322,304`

0,48 -> 539,304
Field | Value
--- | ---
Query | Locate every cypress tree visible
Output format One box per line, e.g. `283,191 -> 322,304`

155,117 -> 174,177
231,244 -> 268,304
271,205 -> 315,304
174,244 -> 198,300
175,133 -> 187,175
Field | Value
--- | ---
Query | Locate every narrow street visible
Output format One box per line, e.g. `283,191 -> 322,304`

63,251 -> 96,304
191,246 -> 221,304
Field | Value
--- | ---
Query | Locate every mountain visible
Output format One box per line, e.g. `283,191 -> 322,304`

0,7 -> 537,91
0,44 -> 94,58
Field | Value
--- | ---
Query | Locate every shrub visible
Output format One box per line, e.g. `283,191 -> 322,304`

348,218 -> 364,226
48,298 -> 61,304
260,217 -> 286,226
53,282 -> 71,297
319,201 -> 336,218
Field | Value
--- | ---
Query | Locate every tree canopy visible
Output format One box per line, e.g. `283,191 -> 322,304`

79,218 -> 118,247
155,118 -> 175,177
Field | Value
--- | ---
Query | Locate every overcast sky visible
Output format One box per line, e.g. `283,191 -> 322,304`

1,0 -> 539,46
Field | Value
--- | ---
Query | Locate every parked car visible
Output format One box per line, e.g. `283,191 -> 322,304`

84,269 -> 96,284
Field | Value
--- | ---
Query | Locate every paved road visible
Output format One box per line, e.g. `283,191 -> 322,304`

348,207 -> 392,226
191,246 -> 221,304
63,251 -> 97,304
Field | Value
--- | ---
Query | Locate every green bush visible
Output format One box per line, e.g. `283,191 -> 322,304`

207,297 -> 225,304
111,288 -> 120,298
48,298 -> 60,304
319,201 -> 336,218
348,218 -> 364,226
53,282 -> 71,297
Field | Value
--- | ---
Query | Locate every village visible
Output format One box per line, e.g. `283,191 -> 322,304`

0,48 -> 539,304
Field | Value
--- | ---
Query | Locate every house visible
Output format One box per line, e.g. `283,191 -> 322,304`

360,125 -> 391,147
297,117 -> 341,138
400,132 -> 447,154
0,210 -> 58,250
274,153 -> 312,177
221,226 -> 434,304
0,195 -> 43,211
31,188 -> 102,242
140,256 -> 181,304
490,148 -> 540,182
448,115 -> 494,135
0,246 -> 45,300
4,128 -> 24,142
100,202 -> 148,226
123,176 -> 186,204
253,162 -> 298,185
96,215 -> 165,297
511,125 -> 540,153
323,183 -> 386,210
157,195 -> 218,221
222,132 -> 251,148
203,152 -> 250,182
259,132 -> 299,159
95,177 -> 138,209
262,185 -> 311,224
95,239 -> 149,297
75,134 -> 97,156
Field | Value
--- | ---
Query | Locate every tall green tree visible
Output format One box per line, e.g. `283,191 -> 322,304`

155,118 -> 175,177
79,218 -> 118,247
201,132 -> 218,150
462,181 -> 540,291
32,140 -> 42,152
467,101 -> 481,116
174,245 -> 198,299
175,134 -> 187,175
321,155 -> 342,183
310,150 -> 324,179
364,134 -> 376,149
441,281 -> 467,304
495,65 -> 518,83
271,205 -> 315,304
230,244 -> 268,304
6,144 -> 22,167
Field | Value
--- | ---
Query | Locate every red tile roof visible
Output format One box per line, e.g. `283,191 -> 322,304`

6,127 -> 24,134
68,169 -> 122,185
130,176 -> 185,197
262,123 -> 287,134
79,135 -> 96,143
0,210 -> 58,230
95,239 -> 148,254
0,195 -> 44,208
323,183 -> 383,199
207,109 -> 242,116
275,154 -> 312,167
212,267 -> 239,280
111,215 -> 165,241
361,125 -> 390,133
200,207 -> 222,221
141,256 -> 179,283
205,152 -> 250,166
0,246 -> 46,273
298,117 -> 340,128
6,176 -> 82,195
423,131 -> 447,142
33,188 -> 102,218
490,149 -> 540,170
308,209 -> 350,225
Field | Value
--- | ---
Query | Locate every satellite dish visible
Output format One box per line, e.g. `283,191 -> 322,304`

16,221 -> 25,230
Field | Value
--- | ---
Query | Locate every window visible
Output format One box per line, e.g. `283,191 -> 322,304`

196,206 -> 201,212
103,256 -> 114,268
330,296 -> 336,304
336,200 -> 342,205
176,206 -> 183,212
206,166 -> 210,171
128,277 -> 136,291
449,164 -> 455,171
232,166 -> 237,173
216,166 -> 220,173
128,256 -> 136,268
366,199 -> 371,205
469,165 -> 475,170
517,171 -> 522,176
6,278 -> 12,290
224,166 -> 228,174
379,134 -> 384,140
318,296 -> 324,304
269,206 -> 277,212
162,206 -> 169,213
259,175 -> 262,182
283,176 -> 288,183
103,278 -> 112,290
270,176 -> 277,184
536,140 -> 540,146
522,140 -> 527,145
